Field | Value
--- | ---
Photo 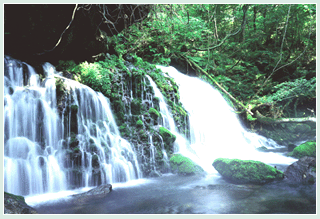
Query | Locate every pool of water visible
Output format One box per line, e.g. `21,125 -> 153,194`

29,173 -> 316,214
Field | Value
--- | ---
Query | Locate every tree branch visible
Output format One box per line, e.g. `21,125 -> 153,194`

37,4 -> 78,55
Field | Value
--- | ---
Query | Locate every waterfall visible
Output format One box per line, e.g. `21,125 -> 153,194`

146,75 -> 188,169
156,66 -> 297,173
4,56 -> 141,196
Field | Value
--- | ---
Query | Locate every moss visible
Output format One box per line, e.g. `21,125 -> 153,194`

131,98 -> 142,115
70,104 -> 78,114
136,119 -> 144,127
169,154 -> 204,175
55,77 -> 67,98
119,124 -> 131,137
149,107 -> 160,119
92,154 -> 100,168
159,127 -> 176,149
212,158 -> 284,184
257,146 -> 268,152
288,141 -> 316,158
4,192 -> 25,202
138,129 -> 148,142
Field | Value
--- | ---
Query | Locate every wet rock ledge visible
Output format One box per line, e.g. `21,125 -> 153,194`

71,184 -> 112,204
4,192 -> 38,214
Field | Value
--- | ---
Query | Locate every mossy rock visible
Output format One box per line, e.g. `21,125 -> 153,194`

136,119 -> 144,127
149,107 -> 160,119
169,154 -> 204,176
92,154 -> 100,168
288,141 -> 316,158
131,98 -> 142,115
4,192 -> 38,214
159,127 -> 176,146
212,158 -> 284,184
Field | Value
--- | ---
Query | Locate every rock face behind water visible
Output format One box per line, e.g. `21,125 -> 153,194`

213,158 -> 284,184
284,156 -> 316,184
4,192 -> 38,214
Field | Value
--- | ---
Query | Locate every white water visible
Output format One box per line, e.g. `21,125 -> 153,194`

157,66 -> 297,173
4,56 -> 141,196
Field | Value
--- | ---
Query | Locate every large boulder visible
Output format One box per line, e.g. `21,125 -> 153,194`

212,158 -> 284,184
288,141 -> 316,158
284,156 -> 316,184
169,154 -> 204,176
4,192 -> 38,214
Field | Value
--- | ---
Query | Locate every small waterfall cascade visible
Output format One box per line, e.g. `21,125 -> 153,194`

145,75 -> 189,165
157,66 -> 297,173
4,57 -> 67,196
4,56 -> 141,196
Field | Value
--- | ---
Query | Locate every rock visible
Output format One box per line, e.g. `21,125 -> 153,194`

212,158 -> 284,184
288,143 -> 296,152
71,184 -> 112,204
288,141 -> 316,158
284,156 -> 316,184
74,184 -> 112,197
169,154 -> 204,176
4,192 -> 38,214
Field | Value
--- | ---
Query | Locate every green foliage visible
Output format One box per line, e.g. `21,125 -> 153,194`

169,154 -> 204,175
261,77 -> 316,104
247,113 -> 257,121
288,141 -> 316,158
212,158 -> 284,184
77,61 -> 112,96
56,60 -> 78,72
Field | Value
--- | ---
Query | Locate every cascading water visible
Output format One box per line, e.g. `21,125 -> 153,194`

156,66 -> 297,173
4,57 -> 67,196
146,75 -> 188,165
4,56 -> 141,196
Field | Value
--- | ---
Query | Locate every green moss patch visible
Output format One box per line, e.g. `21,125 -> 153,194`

212,158 -> 284,184
288,141 -> 316,158
159,127 -> 176,148
170,154 -> 204,175
149,107 -> 160,119
136,119 -> 144,127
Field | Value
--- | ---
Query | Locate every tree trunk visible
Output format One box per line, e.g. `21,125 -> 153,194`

255,110 -> 316,124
